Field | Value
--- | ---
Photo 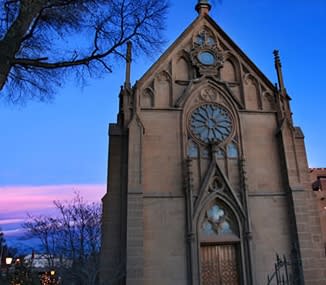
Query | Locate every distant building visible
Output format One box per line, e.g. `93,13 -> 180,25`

24,254 -> 71,270
310,168 -> 326,253
100,1 -> 326,284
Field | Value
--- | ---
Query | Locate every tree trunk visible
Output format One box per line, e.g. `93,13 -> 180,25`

0,1 -> 42,90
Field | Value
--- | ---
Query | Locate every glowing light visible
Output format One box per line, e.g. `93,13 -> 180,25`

5,257 -> 13,265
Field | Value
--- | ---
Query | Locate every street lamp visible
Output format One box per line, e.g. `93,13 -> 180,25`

4,256 -> 13,283
5,257 -> 13,265
50,270 -> 57,284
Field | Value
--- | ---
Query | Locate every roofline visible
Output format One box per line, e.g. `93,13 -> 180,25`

136,14 -> 275,90
137,15 -> 202,86
204,15 -> 275,90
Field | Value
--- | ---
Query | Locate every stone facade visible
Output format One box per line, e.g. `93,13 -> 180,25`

310,168 -> 326,256
100,3 -> 326,284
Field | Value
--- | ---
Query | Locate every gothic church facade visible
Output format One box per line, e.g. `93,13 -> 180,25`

100,2 -> 326,284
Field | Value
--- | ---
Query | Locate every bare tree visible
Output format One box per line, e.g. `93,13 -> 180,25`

23,215 -> 59,268
0,0 -> 169,103
24,193 -> 102,285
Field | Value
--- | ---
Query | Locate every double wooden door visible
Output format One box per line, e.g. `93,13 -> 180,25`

201,244 -> 240,285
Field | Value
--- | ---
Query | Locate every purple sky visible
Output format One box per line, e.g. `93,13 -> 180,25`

0,185 -> 104,250
1,0 -> 326,249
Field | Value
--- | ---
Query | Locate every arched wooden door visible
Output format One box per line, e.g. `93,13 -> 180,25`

201,244 -> 240,285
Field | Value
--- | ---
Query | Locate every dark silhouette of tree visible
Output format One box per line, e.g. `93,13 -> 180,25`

0,229 -> 18,272
0,0 -> 169,103
0,230 -> 16,264
0,230 -> 5,266
23,193 -> 102,285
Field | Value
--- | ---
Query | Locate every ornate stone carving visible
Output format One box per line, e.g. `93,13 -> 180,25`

194,87 -> 228,106
200,87 -> 218,102
184,158 -> 194,195
188,103 -> 233,145
208,168 -> 225,193
262,90 -> 275,110
156,70 -> 171,82
243,73 -> 255,85
190,29 -> 224,77
142,87 -> 154,108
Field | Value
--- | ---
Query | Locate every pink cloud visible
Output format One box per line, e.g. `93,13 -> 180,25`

0,184 -> 105,216
0,184 -> 105,245
3,228 -> 25,237
0,218 -> 25,225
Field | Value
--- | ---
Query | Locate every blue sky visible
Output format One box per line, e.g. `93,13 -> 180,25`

1,0 -> 326,247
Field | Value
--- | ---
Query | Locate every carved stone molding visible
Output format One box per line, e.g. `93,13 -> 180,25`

190,28 -> 224,77
200,87 -> 218,101
208,168 -> 225,193
156,70 -> 171,82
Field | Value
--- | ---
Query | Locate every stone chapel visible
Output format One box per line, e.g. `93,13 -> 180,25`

100,1 -> 326,284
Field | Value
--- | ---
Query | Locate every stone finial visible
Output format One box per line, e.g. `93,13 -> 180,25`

273,49 -> 281,68
195,0 -> 211,16
124,41 -> 132,88
273,49 -> 286,95
273,49 -> 293,124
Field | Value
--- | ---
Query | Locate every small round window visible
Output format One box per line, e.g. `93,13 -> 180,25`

198,51 -> 216,65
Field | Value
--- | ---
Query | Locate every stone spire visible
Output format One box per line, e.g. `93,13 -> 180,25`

273,50 -> 286,96
273,49 -> 293,124
118,41 -> 132,125
195,0 -> 211,16
124,41 -> 132,89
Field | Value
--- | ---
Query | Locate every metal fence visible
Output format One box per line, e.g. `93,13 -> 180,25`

267,254 -> 301,285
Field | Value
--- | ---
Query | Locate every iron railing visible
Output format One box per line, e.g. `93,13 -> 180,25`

267,254 -> 301,285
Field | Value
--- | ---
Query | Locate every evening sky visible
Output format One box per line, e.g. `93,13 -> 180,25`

1,0 -> 325,249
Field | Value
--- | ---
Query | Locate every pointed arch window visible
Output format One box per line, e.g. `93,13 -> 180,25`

199,200 -> 241,284
187,139 -> 211,160
201,146 -> 210,159
227,142 -> 238,158
187,139 -> 199,158
200,200 -> 239,239
214,148 -> 225,159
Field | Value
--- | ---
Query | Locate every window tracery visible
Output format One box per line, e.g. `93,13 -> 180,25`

201,201 -> 239,237
191,28 -> 224,76
214,148 -> 225,159
195,30 -> 216,47
201,147 -> 210,159
187,139 -> 239,160
187,139 -> 199,158
189,103 -> 233,145
227,142 -> 238,158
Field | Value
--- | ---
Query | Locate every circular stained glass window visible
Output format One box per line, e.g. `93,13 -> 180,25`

189,104 -> 233,144
198,51 -> 216,65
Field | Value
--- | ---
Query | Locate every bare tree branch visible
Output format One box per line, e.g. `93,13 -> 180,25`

23,193 -> 102,284
0,0 -> 169,103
